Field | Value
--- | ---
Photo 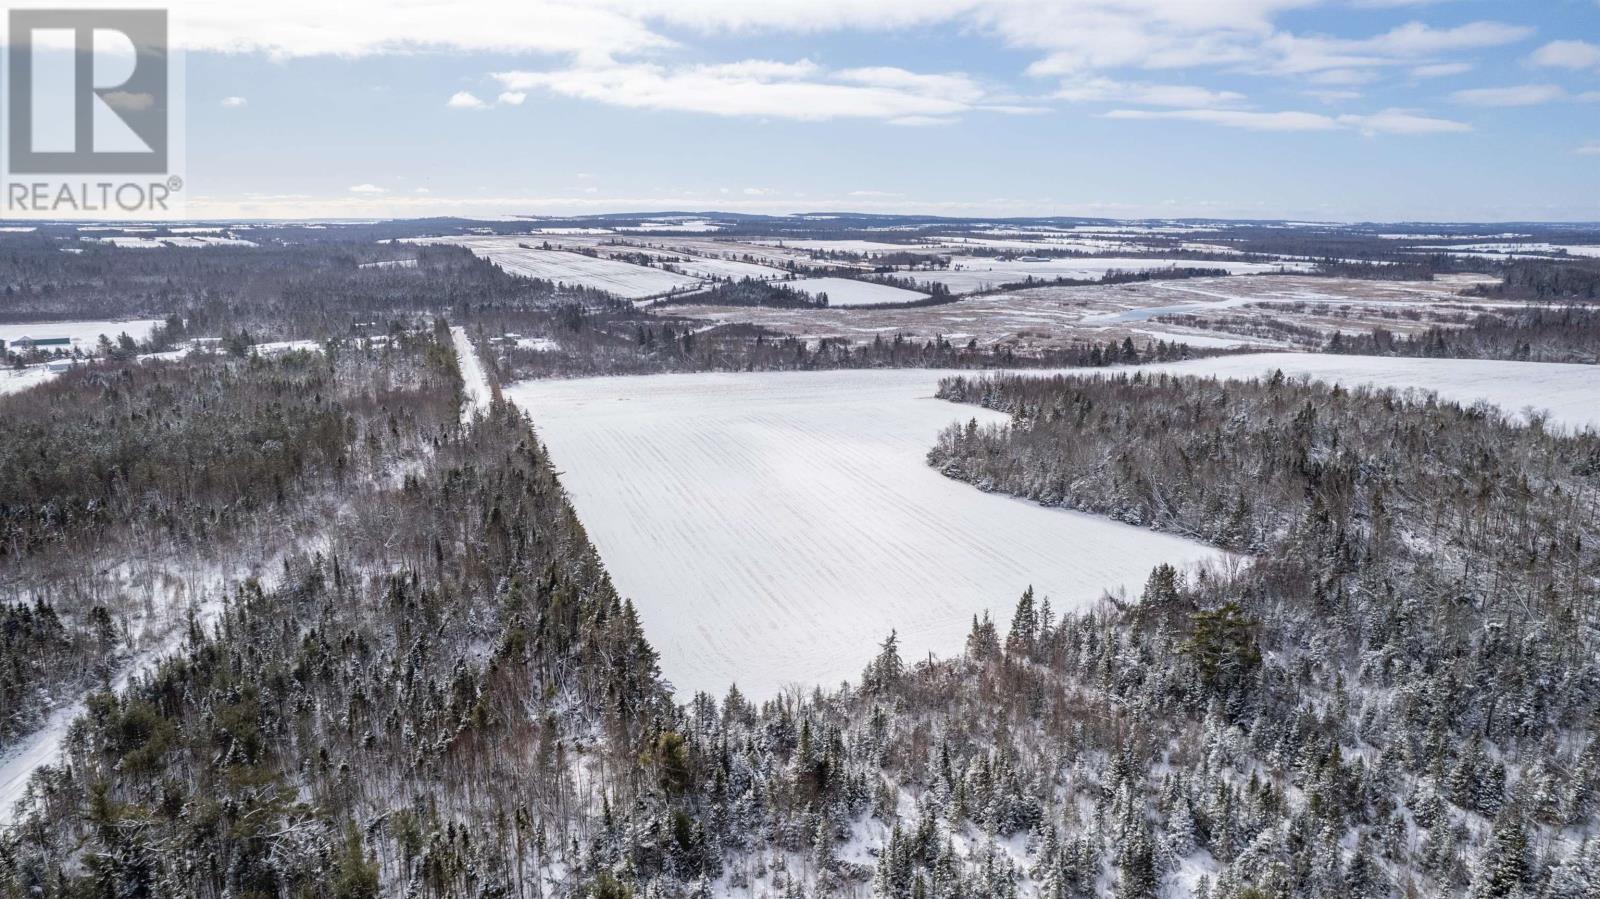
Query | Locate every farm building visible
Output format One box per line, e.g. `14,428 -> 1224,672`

9,336 -> 72,349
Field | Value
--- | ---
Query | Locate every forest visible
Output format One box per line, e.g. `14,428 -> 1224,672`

1327,307 -> 1600,364
7,356 -> 1600,897
3,222 -> 1600,898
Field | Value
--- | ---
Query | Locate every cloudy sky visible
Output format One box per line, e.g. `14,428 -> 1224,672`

156,1 -> 1600,220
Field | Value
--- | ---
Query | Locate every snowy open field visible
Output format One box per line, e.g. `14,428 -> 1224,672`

407,236 -> 702,298
657,255 -> 790,281
489,248 -> 700,298
505,351 -> 1600,697
671,274 -> 1487,352
0,319 -> 163,348
785,276 -> 929,306
1126,353 -> 1600,432
893,256 -> 1313,294
88,236 -> 258,249
505,370 -> 1225,698
0,368 -> 56,397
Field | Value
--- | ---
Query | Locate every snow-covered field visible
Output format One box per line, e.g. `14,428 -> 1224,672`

785,277 -> 929,307
490,248 -> 701,298
88,236 -> 258,248
0,319 -> 163,348
755,239 -> 930,254
657,255 -> 789,281
1126,353 -> 1600,432
408,236 -> 701,298
896,257 -> 1311,295
504,370 -> 1225,698
0,368 -> 57,397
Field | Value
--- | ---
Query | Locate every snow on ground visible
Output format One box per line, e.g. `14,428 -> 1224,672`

0,367 -> 57,397
359,258 -> 418,269
408,236 -> 702,299
617,219 -> 723,232
0,318 -> 163,348
489,248 -> 701,298
1125,353 -> 1600,432
453,327 -> 493,421
897,256 -> 1311,295
657,255 -> 790,281
753,239 -> 931,253
785,277 -> 929,307
504,370 -> 1225,698
515,337 -> 561,352
253,339 -> 322,356
88,235 -> 258,248
0,558 -> 243,825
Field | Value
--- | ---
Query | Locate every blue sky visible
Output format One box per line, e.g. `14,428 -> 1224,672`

161,0 -> 1600,221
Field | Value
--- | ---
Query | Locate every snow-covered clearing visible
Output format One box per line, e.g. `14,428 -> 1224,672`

504,370 -> 1225,698
657,255 -> 789,281
408,237 -> 702,298
490,249 -> 700,298
0,318 -> 163,348
897,257 -> 1312,295
1126,353 -> 1600,432
88,236 -> 258,249
785,277 -> 929,307
0,367 -> 57,397
452,327 -> 493,421
754,239 -> 931,254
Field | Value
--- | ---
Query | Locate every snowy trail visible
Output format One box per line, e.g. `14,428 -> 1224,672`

0,580 -> 229,827
0,705 -> 79,826
452,327 -> 493,421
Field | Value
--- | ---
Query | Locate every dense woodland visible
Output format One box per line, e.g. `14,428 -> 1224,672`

1327,307 -> 1600,364
7,358 -> 1600,897
925,371 -> 1600,896
0,331 -> 460,759
1470,260 -> 1600,302
4,223 -> 1600,898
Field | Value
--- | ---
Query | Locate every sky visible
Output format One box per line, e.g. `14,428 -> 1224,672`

87,1 -> 1600,221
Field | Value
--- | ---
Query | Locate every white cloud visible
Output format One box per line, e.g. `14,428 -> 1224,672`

1054,76 -> 1245,108
494,59 -> 1016,122
348,183 -> 388,194
447,90 -> 488,109
1576,142 -> 1600,156
1261,21 -> 1530,78
1304,89 -> 1362,103
163,0 -> 671,58
1581,91 -> 1600,103
1529,40 -> 1600,70
1411,62 -> 1471,78
1337,107 -> 1470,134
1104,108 -> 1340,131
1450,84 -> 1565,107
220,95 -> 248,108
1106,104 -> 1467,134
497,91 -> 527,106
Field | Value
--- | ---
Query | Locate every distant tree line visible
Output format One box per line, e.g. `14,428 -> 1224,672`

1327,306 -> 1600,364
